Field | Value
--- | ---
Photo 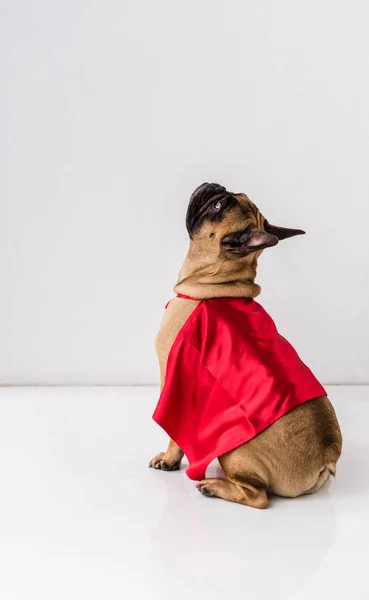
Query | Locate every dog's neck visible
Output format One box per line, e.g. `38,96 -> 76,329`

174,243 -> 261,299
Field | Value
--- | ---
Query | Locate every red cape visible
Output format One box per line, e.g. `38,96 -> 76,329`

153,296 -> 326,481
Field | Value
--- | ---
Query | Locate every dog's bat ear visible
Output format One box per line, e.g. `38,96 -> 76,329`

223,228 -> 279,251
264,220 -> 305,240
246,229 -> 279,250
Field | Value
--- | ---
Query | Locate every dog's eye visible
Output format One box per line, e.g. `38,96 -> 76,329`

214,201 -> 223,211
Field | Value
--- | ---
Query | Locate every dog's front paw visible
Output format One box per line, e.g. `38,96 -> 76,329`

149,452 -> 182,471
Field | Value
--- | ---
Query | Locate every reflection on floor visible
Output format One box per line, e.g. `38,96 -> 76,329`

0,386 -> 367,599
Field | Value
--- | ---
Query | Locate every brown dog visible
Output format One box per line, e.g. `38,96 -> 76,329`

149,183 -> 342,508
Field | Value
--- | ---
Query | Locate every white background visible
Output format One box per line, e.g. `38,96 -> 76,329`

0,0 -> 368,385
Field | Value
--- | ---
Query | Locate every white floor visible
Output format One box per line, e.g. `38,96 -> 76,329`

0,386 -> 367,600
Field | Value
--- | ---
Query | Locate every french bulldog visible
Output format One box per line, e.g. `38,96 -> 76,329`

149,183 -> 342,508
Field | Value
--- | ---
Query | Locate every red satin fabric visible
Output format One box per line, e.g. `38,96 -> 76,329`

153,297 -> 326,481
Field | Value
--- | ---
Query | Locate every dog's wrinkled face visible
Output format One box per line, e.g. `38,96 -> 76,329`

186,182 -> 305,258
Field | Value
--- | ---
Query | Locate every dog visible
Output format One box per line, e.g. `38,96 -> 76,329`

149,183 -> 342,508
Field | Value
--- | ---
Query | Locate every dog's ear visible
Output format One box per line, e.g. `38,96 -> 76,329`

222,227 -> 279,251
247,229 -> 279,250
264,220 -> 305,240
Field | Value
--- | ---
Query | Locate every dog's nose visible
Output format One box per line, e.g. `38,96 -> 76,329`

190,183 -> 227,204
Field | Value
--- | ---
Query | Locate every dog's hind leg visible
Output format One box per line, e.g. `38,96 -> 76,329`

196,477 -> 269,509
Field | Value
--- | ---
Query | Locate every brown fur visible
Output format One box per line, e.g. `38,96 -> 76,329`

149,186 -> 342,508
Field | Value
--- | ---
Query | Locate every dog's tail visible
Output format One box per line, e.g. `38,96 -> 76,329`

326,462 -> 336,477
325,441 -> 342,477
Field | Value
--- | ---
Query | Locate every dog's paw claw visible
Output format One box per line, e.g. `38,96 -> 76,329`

196,480 -> 215,497
149,453 -> 181,471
